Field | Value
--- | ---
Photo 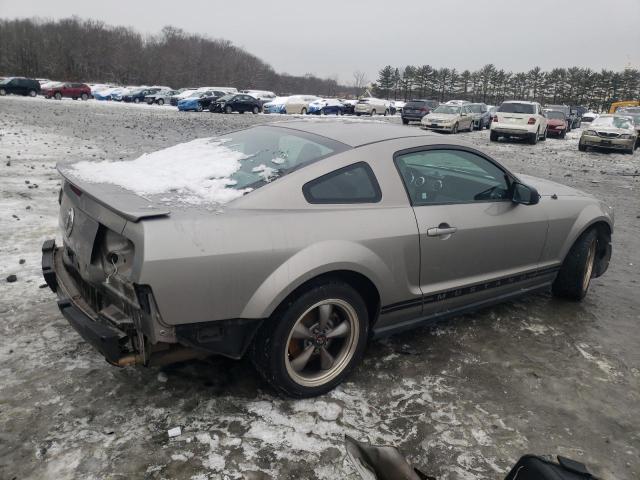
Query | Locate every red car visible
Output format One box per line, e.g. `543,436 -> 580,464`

42,82 -> 91,100
545,110 -> 568,138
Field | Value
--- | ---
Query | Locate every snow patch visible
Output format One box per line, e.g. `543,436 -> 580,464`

66,138 -> 251,205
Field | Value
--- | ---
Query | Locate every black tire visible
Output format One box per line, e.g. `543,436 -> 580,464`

356,113 -> 361,116
490,130 -> 499,141
29,90 -> 37,97
540,127 -> 547,141
371,109 -> 376,116
0,88 -> 6,96
54,92 -> 62,100
197,103 -> 203,112
225,105 -> 233,114
402,118 -> 409,125
250,280 -> 369,398
560,130 -> 566,139
134,98 -> 140,104
468,121 -> 474,132
157,98 -> 164,106
301,107 -> 307,115
578,141 -> 587,152
81,93 -> 88,100
528,130 -> 539,145
552,229 -> 598,301
384,109 -> 389,116
452,123 -> 458,134
252,105 -> 259,114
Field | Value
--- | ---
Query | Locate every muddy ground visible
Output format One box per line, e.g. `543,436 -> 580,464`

0,96 -> 638,480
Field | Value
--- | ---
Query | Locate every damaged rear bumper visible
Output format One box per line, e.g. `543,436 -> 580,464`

42,239 -> 263,366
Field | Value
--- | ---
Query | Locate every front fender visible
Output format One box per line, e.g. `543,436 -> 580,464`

240,240 -> 389,319
557,201 -> 614,262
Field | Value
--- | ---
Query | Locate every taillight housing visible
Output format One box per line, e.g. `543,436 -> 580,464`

492,115 -> 498,122
528,117 -> 536,125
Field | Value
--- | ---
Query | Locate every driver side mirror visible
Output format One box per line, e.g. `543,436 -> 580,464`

512,182 -> 540,205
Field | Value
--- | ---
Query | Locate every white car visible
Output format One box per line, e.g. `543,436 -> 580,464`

392,100 -> 406,113
354,97 -> 389,116
581,111 -> 599,124
446,100 -> 471,106
421,103 -> 475,133
285,95 -> 320,114
490,100 -> 548,144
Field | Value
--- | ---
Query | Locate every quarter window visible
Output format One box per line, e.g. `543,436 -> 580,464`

395,149 -> 511,205
303,162 -> 381,204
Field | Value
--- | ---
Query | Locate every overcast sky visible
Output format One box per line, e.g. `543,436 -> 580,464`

1,0 -> 638,84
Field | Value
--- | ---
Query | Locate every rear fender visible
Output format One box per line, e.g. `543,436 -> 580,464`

240,240 -> 388,319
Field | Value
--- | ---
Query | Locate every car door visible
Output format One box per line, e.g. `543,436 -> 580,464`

394,146 -> 549,316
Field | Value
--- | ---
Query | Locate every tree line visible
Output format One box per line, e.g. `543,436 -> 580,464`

0,17 -> 346,96
373,64 -> 640,111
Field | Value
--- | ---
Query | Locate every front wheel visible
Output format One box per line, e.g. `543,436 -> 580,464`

29,90 -> 37,97
81,93 -> 88,100
540,127 -> 547,141
301,107 -> 307,115
225,105 -> 233,114
468,121 -> 474,132
402,118 -> 409,125
578,141 -> 587,152
529,129 -> 539,145
490,130 -> 499,141
250,281 -> 369,398
157,98 -> 164,106
197,103 -> 203,112
452,123 -> 458,134
134,98 -> 140,104
0,88 -> 6,96
54,92 -> 62,100
552,229 -> 598,301
252,105 -> 259,114
370,109 -> 376,116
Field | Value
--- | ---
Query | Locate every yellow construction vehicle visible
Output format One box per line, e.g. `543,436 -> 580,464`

609,100 -> 640,113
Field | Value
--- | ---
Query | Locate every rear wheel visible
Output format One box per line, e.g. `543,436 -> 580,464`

54,92 -> 62,100
578,141 -> 587,152
452,123 -> 458,134
0,88 -> 6,96
529,129 -> 539,145
490,130 -> 499,141
402,118 -> 409,125
134,98 -> 140,104
197,103 -> 203,112
371,109 -> 376,116
540,127 -> 547,141
250,280 -> 369,398
252,105 -> 259,114
468,121 -> 474,132
552,229 -> 598,301
225,105 -> 233,114
301,107 -> 307,115
157,98 -> 164,106
384,109 -> 389,116
29,90 -> 37,97
81,93 -> 88,100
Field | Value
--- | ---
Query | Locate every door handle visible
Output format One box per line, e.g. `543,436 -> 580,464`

427,226 -> 457,237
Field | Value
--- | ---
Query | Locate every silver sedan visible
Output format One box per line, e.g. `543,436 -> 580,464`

42,122 -> 613,397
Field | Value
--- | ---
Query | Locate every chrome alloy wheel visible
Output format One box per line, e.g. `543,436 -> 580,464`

285,299 -> 359,387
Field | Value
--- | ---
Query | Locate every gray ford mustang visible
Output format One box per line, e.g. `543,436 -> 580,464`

42,122 -> 613,397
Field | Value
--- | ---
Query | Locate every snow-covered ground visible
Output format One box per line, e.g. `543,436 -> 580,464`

1,96 -> 639,480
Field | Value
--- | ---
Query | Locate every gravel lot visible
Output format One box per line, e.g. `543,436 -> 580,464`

1,96 -> 639,480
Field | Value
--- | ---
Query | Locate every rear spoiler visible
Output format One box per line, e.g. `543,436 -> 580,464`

57,165 -> 170,222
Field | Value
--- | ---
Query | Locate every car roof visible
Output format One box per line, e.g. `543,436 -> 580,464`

503,100 -> 536,105
269,120 -> 439,148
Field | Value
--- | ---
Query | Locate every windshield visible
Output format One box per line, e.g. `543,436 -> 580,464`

0,77 -> 14,85
433,105 -> 461,114
468,104 -> 483,113
405,101 -> 426,108
219,94 -> 235,102
545,111 -> 566,120
219,126 -> 347,190
591,116 -> 633,129
498,103 -> 535,114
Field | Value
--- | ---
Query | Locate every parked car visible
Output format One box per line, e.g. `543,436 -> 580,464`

178,90 -> 226,112
169,89 -> 198,106
93,86 -> 126,101
263,96 -> 290,114
617,107 -> 640,147
490,101 -> 548,144
578,114 -> 637,154
210,93 -> 262,114
401,99 -> 437,124
354,97 -> 389,116
545,105 -> 575,131
421,103 -> 475,133
544,110 -> 569,138
308,99 -> 346,115
580,111 -> 599,124
392,100 -> 406,114
44,122 -> 613,397
145,89 -> 179,105
42,82 -> 91,100
241,90 -> 277,105
445,100 -> 471,106
286,95 -> 321,115
341,99 -> 357,115
112,87 -> 136,102
468,103 -> 491,129
122,88 -> 162,103
0,77 -> 41,97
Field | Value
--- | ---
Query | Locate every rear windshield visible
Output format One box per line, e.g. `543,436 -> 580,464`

498,103 -> 535,114
405,101 -> 426,108
218,126 -> 348,190
545,111 -> 566,120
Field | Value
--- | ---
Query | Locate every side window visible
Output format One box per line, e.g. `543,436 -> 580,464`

303,162 -> 381,204
395,149 -> 511,205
